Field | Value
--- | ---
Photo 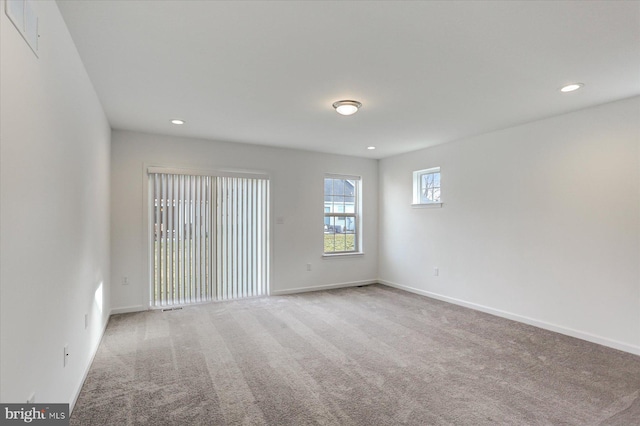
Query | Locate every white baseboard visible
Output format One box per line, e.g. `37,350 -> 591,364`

69,314 -> 111,413
379,279 -> 640,356
110,305 -> 147,315
271,279 -> 377,296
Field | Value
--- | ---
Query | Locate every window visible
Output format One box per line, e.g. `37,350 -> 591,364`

413,167 -> 441,205
324,175 -> 360,254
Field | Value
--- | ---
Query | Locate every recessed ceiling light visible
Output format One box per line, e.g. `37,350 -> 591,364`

171,119 -> 185,125
560,83 -> 584,93
367,146 -> 376,150
332,100 -> 362,116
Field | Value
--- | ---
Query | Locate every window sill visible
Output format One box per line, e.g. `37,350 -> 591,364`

323,252 -> 365,258
411,202 -> 443,208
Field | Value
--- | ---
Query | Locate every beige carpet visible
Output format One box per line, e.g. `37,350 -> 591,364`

71,284 -> 640,425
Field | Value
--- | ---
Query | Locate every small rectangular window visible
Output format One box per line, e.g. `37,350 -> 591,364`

413,167 -> 441,205
324,175 -> 360,254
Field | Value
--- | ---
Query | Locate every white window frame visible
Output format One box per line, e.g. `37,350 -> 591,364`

412,167 -> 442,207
323,174 -> 362,256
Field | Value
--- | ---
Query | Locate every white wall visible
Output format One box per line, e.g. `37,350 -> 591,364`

379,96 -> 640,354
110,130 -> 378,311
0,0 -> 110,406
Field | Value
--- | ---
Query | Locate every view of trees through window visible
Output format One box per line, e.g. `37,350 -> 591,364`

421,171 -> 441,203
413,167 -> 441,205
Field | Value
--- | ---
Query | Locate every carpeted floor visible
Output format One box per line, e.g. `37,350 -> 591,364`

71,284 -> 640,425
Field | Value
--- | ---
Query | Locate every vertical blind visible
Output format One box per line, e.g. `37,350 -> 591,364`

150,171 -> 269,307
216,176 -> 269,300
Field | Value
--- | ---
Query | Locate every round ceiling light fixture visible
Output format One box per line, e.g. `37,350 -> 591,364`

171,119 -> 185,125
560,83 -> 584,93
332,100 -> 362,116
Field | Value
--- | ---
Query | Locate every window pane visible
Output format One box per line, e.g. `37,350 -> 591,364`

417,171 -> 441,204
421,184 -> 430,203
344,196 -> 355,213
325,195 -> 334,212
346,180 -> 356,196
324,179 -> 333,200
324,233 -> 336,252
327,216 -> 336,231
344,216 -> 355,232
332,179 -> 344,195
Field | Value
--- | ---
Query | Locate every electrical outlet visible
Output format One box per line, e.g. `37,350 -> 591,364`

122,276 -> 129,285
27,392 -> 35,404
434,267 -> 439,277
63,345 -> 69,367
306,263 -> 312,271
84,313 -> 89,329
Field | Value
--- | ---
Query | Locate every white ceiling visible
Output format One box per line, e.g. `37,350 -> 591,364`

56,0 -> 640,159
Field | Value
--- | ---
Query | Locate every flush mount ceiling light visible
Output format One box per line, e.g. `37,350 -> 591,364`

367,146 -> 376,150
332,100 -> 362,116
171,119 -> 185,125
560,83 -> 584,93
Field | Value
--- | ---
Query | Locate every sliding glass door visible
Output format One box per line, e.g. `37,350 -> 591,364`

149,171 -> 269,307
